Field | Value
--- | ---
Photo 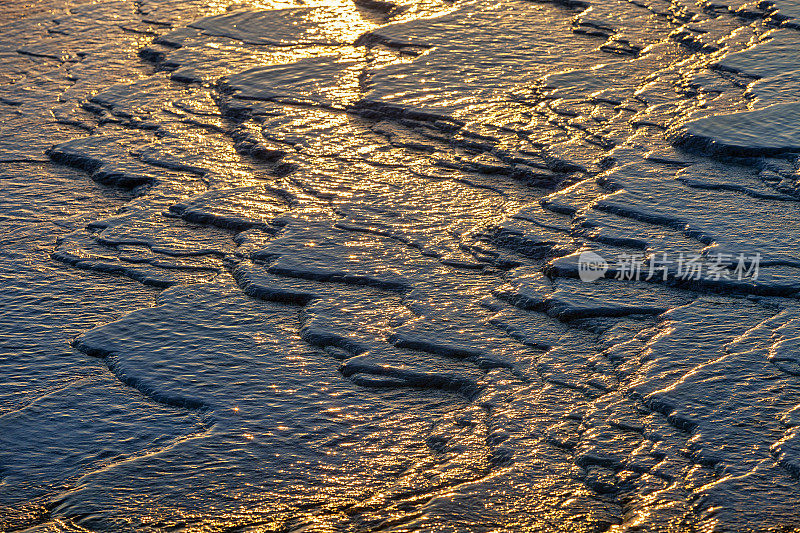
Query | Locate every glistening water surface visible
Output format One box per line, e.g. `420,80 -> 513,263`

2,0 -> 800,530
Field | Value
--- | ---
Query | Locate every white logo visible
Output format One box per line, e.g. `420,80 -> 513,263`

578,251 -> 608,282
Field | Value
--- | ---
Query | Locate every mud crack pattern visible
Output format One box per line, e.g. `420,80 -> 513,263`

2,0 -> 800,530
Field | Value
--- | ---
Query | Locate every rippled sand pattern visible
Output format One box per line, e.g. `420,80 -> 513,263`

2,0 -> 800,530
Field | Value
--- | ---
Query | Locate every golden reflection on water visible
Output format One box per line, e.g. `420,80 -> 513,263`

3,1 -> 732,532
299,4 -> 378,44
198,0 -> 379,42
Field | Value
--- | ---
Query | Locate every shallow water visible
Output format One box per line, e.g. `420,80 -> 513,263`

1,0 -> 800,530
